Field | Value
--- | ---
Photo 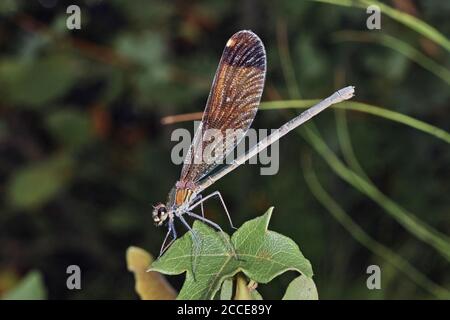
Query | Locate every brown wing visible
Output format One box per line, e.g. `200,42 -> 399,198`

180,30 -> 266,184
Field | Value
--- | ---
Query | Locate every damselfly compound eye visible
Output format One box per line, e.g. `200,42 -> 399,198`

158,206 -> 166,215
152,204 -> 168,226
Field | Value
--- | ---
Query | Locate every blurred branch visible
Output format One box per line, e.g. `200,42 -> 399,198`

159,100 -> 450,145
161,111 -> 203,125
14,14 -> 131,68
13,14 -> 213,90
302,154 -> 450,299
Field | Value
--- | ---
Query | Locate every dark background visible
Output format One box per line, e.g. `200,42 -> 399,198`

0,0 -> 449,299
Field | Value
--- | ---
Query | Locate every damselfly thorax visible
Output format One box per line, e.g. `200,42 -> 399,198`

174,181 -> 196,207
152,30 -> 355,257
152,182 -> 197,225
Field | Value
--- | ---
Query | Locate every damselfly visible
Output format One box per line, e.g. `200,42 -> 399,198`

153,30 -> 355,256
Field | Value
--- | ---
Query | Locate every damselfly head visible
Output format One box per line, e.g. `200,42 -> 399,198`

152,203 -> 169,226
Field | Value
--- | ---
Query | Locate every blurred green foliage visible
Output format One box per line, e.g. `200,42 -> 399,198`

0,0 -> 448,299
7,154 -> 73,209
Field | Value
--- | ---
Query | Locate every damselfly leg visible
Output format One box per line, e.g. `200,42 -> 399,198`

158,219 -> 177,257
176,213 -> 203,275
186,211 -> 237,257
189,191 -> 237,229
191,194 -> 205,218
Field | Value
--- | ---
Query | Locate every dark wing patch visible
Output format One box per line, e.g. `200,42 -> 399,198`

180,30 -> 266,184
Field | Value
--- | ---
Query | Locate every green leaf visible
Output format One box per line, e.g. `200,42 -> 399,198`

0,55 -> 78,108
46,110 -> 93,150
282,275 -> 319,300
2,271 -> 47,300
151,208 -> 313,300
220,279 -> 233,300
0,0 -> 19,15
115,32 -> 170,105
7,155 -> 73,209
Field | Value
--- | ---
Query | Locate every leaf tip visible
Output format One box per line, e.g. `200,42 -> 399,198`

126,246 -> 152,272
262,206 -> 275,230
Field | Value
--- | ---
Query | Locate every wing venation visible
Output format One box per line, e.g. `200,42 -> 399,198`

180,30 -> 266,184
